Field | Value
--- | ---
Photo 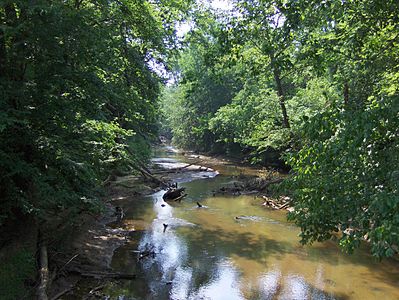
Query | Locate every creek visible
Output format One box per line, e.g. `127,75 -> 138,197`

99,147 -> 399,299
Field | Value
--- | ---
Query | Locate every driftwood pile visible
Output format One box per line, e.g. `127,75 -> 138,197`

261,195 -> 293,210
212,175 -> 293,211
214,176 -> 284,196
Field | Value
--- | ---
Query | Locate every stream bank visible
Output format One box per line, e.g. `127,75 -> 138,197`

53,146 -> 399,300
48,146 -> 242,299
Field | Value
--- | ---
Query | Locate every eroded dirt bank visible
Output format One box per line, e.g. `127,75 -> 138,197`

47,175 -> 165,299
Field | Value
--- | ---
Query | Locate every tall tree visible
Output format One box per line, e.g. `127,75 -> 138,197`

0,0 -> 190,241
0,1 -> 192,297
161,9 -> 240,152
285,0 -> 399,258
230,0 -> 303,129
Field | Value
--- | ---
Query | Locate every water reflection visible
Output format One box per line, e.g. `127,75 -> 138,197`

134,185 -> 338,300
136,192 -> 192,299
189,260 -> 243,300
107,148 -> 399,300
257,269 -> 281,299
136,185 -> 245,300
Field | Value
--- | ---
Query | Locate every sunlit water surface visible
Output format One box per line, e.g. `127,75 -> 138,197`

106,147 -> 399,300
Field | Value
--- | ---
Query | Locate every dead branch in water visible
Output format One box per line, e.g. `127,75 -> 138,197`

163,187 -> 186,201
262,195 -> 292,210
173,193 -> 187,202
129,163 -> 168,188
278,200 -> 293,210
73,270 -> 136,280
261,196 -> 280,209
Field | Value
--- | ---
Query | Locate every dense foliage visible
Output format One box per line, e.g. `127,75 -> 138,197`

284,0 -> 399,258
161,0 -> 398,257
0,1 -> 193,297
0,0 -> 190,227
1,4 -> 397,291
161,12 -> 240,152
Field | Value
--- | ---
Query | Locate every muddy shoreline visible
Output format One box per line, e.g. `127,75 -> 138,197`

48,176 -> 162,299
49,147 -> 287,299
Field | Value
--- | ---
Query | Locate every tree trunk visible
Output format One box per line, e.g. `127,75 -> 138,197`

37,239 -> 49,300
343,82 -> 349,106
273,66 -> 290,129
75,0 -> 84,9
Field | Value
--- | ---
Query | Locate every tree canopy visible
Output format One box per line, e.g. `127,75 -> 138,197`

161,0 -> 399,258
0,0 -> 194,229
0,1 -> 193,297
0,4 -> 397,296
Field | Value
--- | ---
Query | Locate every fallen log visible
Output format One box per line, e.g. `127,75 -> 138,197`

278,200 -> 293,210
261,196 -> 280,209
173,193 -> 187,202
261,195 -> 292,210
58,254 -> 79,274
75,271 -> 136,280
50,286 -> 74,300
162,187 -> 186,201
258,178 -> 284,191
89,283 -> 107,294
102,174 -> 115,186
128,163 -> 168,188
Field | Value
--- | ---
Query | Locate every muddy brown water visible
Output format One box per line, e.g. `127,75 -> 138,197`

100,147 -> 399,299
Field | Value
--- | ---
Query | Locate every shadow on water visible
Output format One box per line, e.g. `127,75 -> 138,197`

104,147 -> 399,300
109,201 -> 346,300
179,225 -> 291,263
300,240 -> 399,290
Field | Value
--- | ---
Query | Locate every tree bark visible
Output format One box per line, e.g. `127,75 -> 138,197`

75,0 -> 84,9
37,241 -> 49,300
273,66 -> 290,129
